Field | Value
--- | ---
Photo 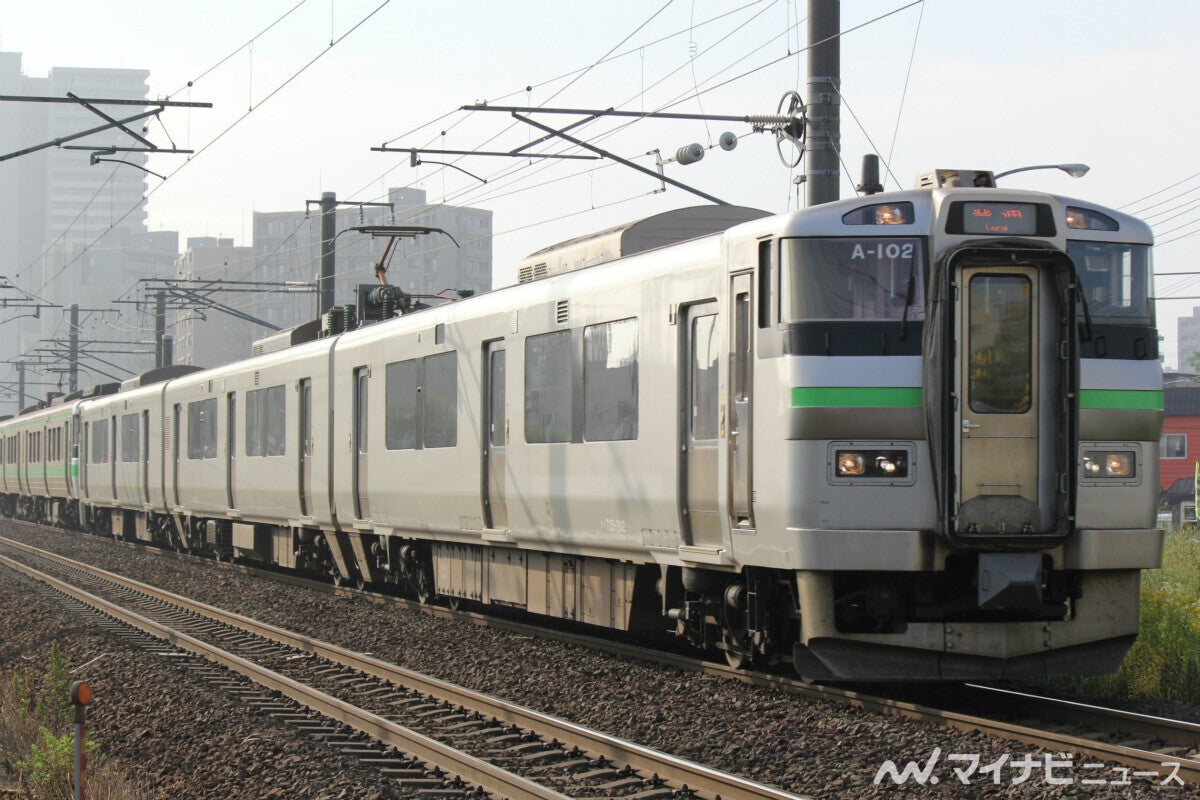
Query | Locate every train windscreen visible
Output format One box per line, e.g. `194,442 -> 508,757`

1067,241 -> 1154,326
780,236 -> 926,322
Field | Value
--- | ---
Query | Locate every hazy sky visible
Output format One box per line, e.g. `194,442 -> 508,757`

2,0 -> 1198,364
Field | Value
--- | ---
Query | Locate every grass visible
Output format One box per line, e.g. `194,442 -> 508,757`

0,642 -> 145,800
1068,526 -> 1200,705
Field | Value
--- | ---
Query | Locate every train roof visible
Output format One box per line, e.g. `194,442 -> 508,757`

515,205 -> 769,282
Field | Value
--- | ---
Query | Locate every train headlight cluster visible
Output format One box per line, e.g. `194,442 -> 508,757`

835,450 -> 909,478
1082,450 -> 1136,478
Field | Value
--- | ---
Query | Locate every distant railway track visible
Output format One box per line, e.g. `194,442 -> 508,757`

5,523 -> 1198,788
0,533 -> 811,800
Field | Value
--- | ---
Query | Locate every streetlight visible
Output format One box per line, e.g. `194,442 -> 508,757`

994,163 -> 1090,180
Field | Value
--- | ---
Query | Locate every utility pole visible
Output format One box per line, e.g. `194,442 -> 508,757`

17,362 -> 25,410
68,304 -> 79,393
154,292 -> 166,368
318,191 -> 337,317
806,0 -> 841,207
305,193 -> 394,319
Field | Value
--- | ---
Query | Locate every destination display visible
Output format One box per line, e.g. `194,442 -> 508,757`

960,202 -> 1039,235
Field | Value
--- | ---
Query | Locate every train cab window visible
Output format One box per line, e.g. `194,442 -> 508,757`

246,385 -> 287,456
1067,241 -> 1154,325
385,360 -> 418,450
780,237 -> 925,322
525,331 -> 573,443
187,398 -> 218,460
583,318 -> 638,442
121,413 -> 139,462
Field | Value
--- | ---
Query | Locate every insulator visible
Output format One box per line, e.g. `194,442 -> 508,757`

675,143 -> 705,165
745,114 -> 792,126
718,131 -> 738,151
342,304 -> 357,331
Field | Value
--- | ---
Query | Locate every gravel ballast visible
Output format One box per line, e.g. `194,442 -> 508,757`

1,521 -> 1192,799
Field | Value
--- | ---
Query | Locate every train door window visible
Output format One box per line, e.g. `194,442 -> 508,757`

967,274 -> 1032,414
91,422 -> 108,464
300,380 -> 313,457
488,349 -> 506,448
423,352 -> 458,448
583,318 -> 638,441
525,330 -> 573,443
690,314 -> 720,440
356,370 -> 369,455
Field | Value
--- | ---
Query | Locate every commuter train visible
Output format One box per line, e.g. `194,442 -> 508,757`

0,169 -> 1165,680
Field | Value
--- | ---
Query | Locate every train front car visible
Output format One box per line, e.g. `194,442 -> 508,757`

742,174 -> 1162,680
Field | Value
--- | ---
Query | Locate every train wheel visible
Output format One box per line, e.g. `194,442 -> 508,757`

446,596 -> 461,612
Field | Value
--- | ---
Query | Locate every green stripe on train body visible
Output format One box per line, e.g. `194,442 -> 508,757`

791,386 -> 923,408
1078,389 -> 1164,411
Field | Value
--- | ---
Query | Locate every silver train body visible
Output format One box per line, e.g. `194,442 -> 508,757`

0,183 -> 1164,680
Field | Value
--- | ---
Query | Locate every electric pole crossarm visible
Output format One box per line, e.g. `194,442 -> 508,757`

511,112 -> 730,206
371,146 -> 598,161
0,107 -> 164,162
461,104 -> 781,124
67,92 -> 156,149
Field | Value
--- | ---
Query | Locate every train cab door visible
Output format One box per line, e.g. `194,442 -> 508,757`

298,378 -> 312,517
953,263 -> 1057,536
729,274 -> 754,530
353,367 -> 371,521
681,301 -> 723,547
482,342 -> 508,530
226,392 -> 237,511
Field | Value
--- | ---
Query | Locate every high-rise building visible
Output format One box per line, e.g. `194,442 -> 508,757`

0,52 -> 174,409
1178,307 -> 1200,372
177,188 -> 493,367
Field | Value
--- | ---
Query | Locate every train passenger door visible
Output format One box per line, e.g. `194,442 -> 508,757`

482,342 -> 508,530
353,367 -> 370,521
226,392 -> 237,510
729,274 -> 754,529
110,417 -> 117,499
681,302 -> 722,547
298,378 -> 312,517
954,264 -> 1050,535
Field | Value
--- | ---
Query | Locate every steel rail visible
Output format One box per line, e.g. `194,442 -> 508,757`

0,535 -> 810,800
0,550 -> 572,800
7,526 -> 1198,786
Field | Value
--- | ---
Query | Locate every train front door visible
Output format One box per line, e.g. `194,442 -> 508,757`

953,263 -> 1056,536
681,301 -> 722,547
482,342 -> 508,530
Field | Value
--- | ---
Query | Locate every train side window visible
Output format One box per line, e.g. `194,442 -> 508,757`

246,385 -> 287,456
121,413 -> 139,462
91,422 -> 109,464
423,352 -> 458,448
385,359 -> 418,450
187,398 -> 218,459
525,330 -> 573,443
583,318 -> 638,442
758,239 -> 774,328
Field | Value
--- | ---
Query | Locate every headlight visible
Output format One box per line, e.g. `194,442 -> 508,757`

836,450 -> 908,478
1082,450 -> 1136,478
837,452 -> 866,476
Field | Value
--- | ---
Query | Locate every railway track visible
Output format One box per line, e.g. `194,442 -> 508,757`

0,534 -> 810,800
5,523 -> 1199,790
